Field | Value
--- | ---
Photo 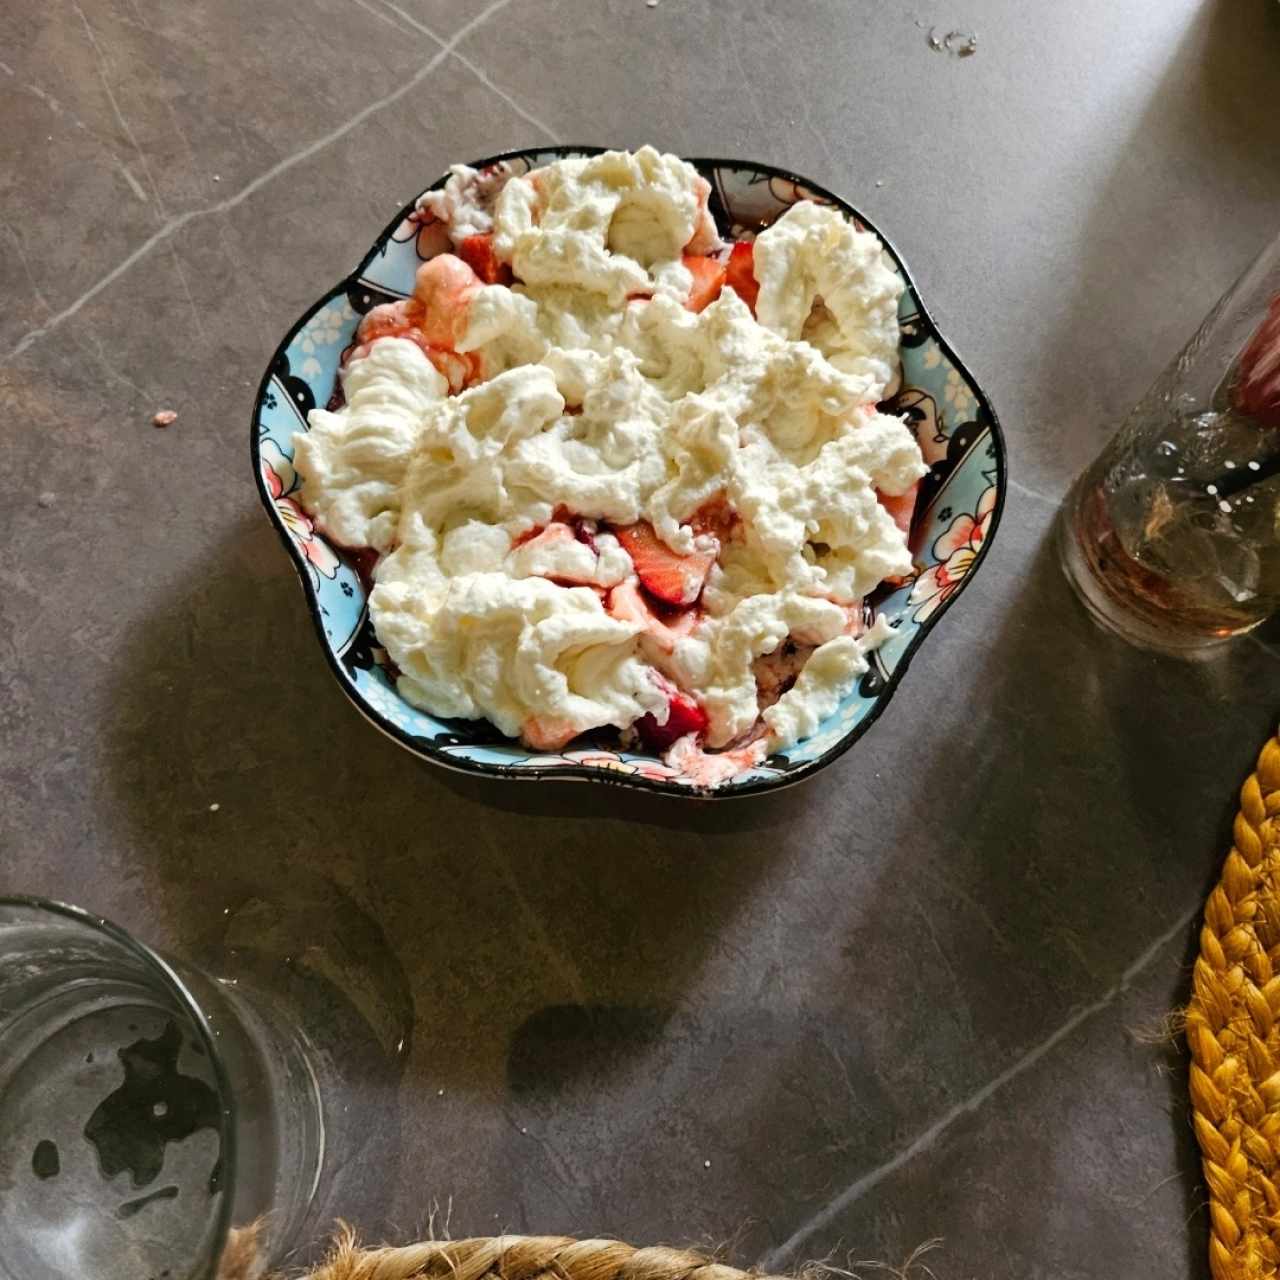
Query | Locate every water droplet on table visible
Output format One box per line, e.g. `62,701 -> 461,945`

928,26 -> 979,57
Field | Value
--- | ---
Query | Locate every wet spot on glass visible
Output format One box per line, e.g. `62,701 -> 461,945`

83,1021 -> 220,1189
116,1185 -> 179,1219
32,1140 -> 60,1180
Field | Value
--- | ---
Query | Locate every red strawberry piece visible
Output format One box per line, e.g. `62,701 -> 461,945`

543,506 -> 599,550
348,290 -> 482,391
348,325 -> 457,386
842,601 -> 867,636
457,233 -> 513,285
345,546 -> 381,591
635,690 -> 709,752
1231,294 -> 1280,428
607,580 -> 698,654
413,254 -> 483,348
684,174 -> 721,255
614,521 -> 715,607
690,494 -> 737,543
877,480 -> 920,539
724,240 -> 759,313
522,716 -> 578,752
422,345 -> 481,392
682,254 -> 728,313
348,300 -> 426,364
355,299 -> 425,346
511,523 -> 611,587
512,521 -> 574,554
572,519 -> 598,553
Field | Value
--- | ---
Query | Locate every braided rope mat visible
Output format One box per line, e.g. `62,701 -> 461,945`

297,1235 -> 792,1280
1188,728 -> 1280,1280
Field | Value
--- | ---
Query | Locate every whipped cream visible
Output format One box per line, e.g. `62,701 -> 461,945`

293,338 -> 447,551
295,148 -> 925,780
753,198 -> 903,388
419,162 -> 515,245
492,148 -> 720,303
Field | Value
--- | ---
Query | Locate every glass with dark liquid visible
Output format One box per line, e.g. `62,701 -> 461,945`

1058,232 -> 1280,656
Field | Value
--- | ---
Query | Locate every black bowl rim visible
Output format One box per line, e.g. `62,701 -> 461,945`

250,145 -> 1007,800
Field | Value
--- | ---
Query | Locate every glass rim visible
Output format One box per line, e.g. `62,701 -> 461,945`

0,893 -> 238,1280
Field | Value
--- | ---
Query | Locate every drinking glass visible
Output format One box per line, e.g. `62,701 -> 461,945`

1057,230 -> 1280,657
0,891 -> 409,1280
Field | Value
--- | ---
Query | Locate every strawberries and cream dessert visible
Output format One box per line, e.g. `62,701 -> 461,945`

293,148 -> 925,785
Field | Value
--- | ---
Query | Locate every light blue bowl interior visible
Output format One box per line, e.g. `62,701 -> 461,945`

253,150 -> 1004,795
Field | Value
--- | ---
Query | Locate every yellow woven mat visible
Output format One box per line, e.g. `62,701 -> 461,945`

1188,728 -> 1280,1280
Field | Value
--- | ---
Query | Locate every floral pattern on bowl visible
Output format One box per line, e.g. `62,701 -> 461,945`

251,148 -> 1006,797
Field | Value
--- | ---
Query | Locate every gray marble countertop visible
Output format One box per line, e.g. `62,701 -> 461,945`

3,1 -> 1280,1276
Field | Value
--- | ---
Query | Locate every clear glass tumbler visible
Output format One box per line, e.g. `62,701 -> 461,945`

0,892 -> 409,1280
1058,230 -> 1280,657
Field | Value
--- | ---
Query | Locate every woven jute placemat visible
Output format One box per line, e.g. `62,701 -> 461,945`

1187,726 -> 1280,1280
294,1235 -> 794,1280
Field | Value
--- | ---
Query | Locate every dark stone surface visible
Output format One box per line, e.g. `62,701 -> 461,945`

3,0 -> 1280,1275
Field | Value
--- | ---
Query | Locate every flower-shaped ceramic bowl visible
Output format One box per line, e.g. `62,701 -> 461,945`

252,147 -> 1006,798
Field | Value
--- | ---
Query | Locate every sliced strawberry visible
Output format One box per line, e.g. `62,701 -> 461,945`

423,346 -> 482,392
724,240 -> 759,313
542,506 -> 600,552
1231,294 -> 1280,428
457,233 -> 513,285
345,329 -> 417,367
682,254 -> 727,313
347,302 -> 418,363
635,690 -> 708,752
572,519 -> 598,553
512,522 -> 576,555
690,494 -> 737,543
355,298 -> 425,346
345,545 -> 382,592
522,716 -> 578,752
413,253 -> 483,348
509,522 -> 609,587
607,580 -> 652,627
607,580 -> 698,654
614,521 -> 715,607
684,175 -> 721,255
842,601 -> 867,636
666,734 -> 767,787
877,480 -> 920,540
347,295 -> 481,390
